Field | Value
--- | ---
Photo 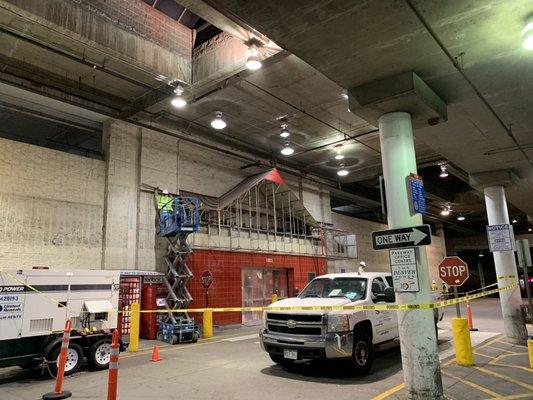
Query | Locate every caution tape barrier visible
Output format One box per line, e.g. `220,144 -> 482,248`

497,274 -> 517,280
0,269 -> 517,315
135,283 -> 518,314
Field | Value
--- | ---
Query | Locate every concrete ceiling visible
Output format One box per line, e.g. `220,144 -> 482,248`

0,0 -> 531,235
209,0 -> 533,217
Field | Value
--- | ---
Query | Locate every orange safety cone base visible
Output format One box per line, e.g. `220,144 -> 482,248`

42,390 -> 72,400
151,345 -> 161,362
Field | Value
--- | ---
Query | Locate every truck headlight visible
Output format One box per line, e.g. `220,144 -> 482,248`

327,314 -> 350,333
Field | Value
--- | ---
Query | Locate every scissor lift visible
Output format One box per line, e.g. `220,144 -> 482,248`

156,196 -> 200,344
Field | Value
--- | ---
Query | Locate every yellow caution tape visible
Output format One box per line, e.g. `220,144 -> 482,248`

0,269 -> 517,315
497,275 -> 516,280
136,283 -> 518,314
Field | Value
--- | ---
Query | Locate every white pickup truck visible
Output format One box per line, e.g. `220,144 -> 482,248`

260,271 -> 440,373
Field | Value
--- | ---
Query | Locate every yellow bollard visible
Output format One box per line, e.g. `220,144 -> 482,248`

203,308 -> 213,338
129,303 -> 140,352
527,339 -> 533,369
451,318 -> 474,366
271,293 -> 278,304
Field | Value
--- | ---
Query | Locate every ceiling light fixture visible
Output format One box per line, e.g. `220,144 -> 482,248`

280,143 -> 294,156
478,251 -> 484,257
170,84 -> 187,108
529,228 -> 532,232
439,164 -> 449,178
512,219 -> 518,224
210,111 -> 227,130
522,15 -> 533,50
337,164 -> 349,177
440,205 -> 452,216
245,45 -> 262,70
280,123 -> 290,138
341,90 -> 349,100
334,146 -> 344,160
457,215 -> 466,221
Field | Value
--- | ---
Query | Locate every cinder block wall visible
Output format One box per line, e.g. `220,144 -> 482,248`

0,138 -> 105,269
0,118 -> 447,278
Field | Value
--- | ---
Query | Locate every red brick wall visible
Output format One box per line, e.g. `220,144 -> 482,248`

188,250 -> 327,326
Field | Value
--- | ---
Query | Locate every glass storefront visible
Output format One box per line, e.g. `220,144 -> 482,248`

242,268 -> 288,323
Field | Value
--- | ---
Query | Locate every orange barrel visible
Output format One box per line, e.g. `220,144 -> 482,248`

140,284 -> 158,339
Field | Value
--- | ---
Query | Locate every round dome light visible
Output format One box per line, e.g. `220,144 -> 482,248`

337,164 -> 349,176
170,84 -> 187,108
280,143 -> 294,156
246,54 -> 262,71
171,96 -> 187,108
210,111 -> 227,130
334,154 -> 344,160
280,127 -> 290,138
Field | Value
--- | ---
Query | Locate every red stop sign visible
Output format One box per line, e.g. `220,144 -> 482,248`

200,271 -> 213,289
438,256 -> 469,286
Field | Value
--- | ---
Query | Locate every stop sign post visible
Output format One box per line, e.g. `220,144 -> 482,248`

200,271 -> 213,307
438,256 -> 469,286
438,256 -> 469,317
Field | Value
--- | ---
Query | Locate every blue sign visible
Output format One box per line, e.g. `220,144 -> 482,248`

409,176 -> 427,215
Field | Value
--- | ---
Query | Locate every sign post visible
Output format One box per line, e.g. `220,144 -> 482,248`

200,271 -> 213,307
438,256 -> 469,317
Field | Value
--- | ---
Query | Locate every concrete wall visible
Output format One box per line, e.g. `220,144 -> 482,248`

0,118 -> 356,272
329,212 -> 447,284
89,0 -> 192,57
1,0 -> 191,83
0,137 -> 105,269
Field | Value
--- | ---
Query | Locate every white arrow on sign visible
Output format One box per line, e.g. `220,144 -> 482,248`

376,227 -> 428,246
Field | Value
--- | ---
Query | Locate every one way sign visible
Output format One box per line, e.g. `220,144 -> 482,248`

372,225 -> 432,250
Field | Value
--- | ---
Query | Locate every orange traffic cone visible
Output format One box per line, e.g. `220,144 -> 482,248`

151,345 -> 161,362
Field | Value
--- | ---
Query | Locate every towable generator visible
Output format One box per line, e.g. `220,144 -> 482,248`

0,269 -> 121,375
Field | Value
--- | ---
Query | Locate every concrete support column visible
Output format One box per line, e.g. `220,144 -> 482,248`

101,119 -> 142,270
484,186 -> 527,343
379,112 -> 443,399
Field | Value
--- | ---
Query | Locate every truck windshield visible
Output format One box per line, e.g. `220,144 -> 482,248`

299,278 -> 367,301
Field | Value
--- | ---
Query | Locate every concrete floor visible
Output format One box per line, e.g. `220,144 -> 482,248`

0,299 -> 531,400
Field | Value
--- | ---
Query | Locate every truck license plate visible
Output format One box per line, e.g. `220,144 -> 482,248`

283,349 -> 298,360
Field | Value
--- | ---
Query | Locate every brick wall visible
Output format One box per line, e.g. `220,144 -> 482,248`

0,138 -> 105,269
187,249 -> 327,326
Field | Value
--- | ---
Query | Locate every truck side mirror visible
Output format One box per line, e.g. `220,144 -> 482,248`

383,287 -> 395,303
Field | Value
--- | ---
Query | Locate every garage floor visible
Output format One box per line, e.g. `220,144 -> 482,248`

0,300 -> 531,400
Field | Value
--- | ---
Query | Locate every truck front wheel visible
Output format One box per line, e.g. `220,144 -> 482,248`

350,332 -> 374,374
269,353 -> 295,367
47,343 -> 83,376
